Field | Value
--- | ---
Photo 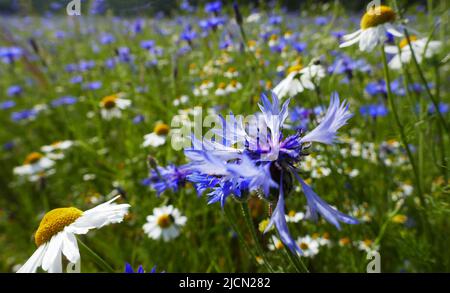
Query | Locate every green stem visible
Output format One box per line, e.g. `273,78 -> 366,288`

223,205 -> 258,271
77,238 -> 115,273
403,28 -> 449,132
240,202 -> 275,273
278,234 -> 309,273
380,45 -> 426,208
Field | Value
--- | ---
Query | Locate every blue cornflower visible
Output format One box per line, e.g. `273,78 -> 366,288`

11,109 -> 38,122
140,40 -> 155,50
359,104 -> 388,118
180,25 -> 198,44
0,46 -> 23,64
51,96 -> 77,107
427,102 -> 449,115
142,164 -> 192,196
268,15 -> 282,26
7,85 -> 22,97
90,0 -> 106,15
365,79 -> 405,97
132,114 -> 145,124
83,81 -> 102,91
315,16 -> 329,26
149,92 -> 358,254
124,263 -> 157,273
117,47 -> 132,63
0,100 -> 16,110
205,1 -> 222,14
70,75 -> 83,84
99,33 -> 116,45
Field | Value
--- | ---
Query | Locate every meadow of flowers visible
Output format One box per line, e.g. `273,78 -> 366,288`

0,0 -> 449,273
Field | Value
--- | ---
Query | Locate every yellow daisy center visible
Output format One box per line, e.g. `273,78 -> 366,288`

300,242 -> 309,250
275,241 -> 284,250
323,232 -> 330,240
288,210 -> 296,217
101,95 -> 118,109
363,239 -> 373,246
153,123 -> 170,136
339,237 -> 350,246
51,141 -> 62,147
287,64 -> 303,74
218,82 -> 227,89
157,214 -> 173,228
35,207 -> 83,246
269,34 -> 278,42
360,5 -> 396,29
399,35 -> 418,49
24,152 -> 43,165
230,80 -> 238,87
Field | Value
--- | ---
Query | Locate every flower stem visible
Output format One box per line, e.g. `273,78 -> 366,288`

403,28 -> 449,132
77,238 -> 115,273
240,202 -> 275,273
380,45 -> 426,208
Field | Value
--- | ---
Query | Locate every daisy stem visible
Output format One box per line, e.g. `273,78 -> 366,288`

402,28 -> 449,132
77,238 -> 115,273
240,202 -> 275,273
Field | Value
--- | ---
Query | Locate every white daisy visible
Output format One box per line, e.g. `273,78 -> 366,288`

41,140 -> 74,160
340,5 -> 403,52
225,80 -> 242,93
99,94 -> 131,120
142,122 -> 170,147
17,196 -> 130,273
296,235 -> 320,257
357,239 -> 379,253
13,152 -> 55,178
143,205 -> 187,242
285,210 -> 305,223
273,63 -> 325,99
385,36 -> 442,70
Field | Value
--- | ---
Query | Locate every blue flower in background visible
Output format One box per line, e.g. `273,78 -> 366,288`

7,85 -> 22,97
0,46 -> 23,64
124,263 -> 157,273
205,1 -> 222,15
0,100 -> 16,110
51,96 -> 77,107
365,79 -> 405,97
11,109 -> 38,122
360,104 -> 388,118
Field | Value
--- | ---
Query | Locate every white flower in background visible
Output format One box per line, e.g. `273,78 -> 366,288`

173,95 -> 189,107
13,152 -> 55,179
296,235 -> 320,257
41,140 -> 74,160
225,80 -> 242,93
312,232 -> 332,247
273,62 -> 325,99
17,196 -> 130,273
142,122 -> 170,147
285,210 -> 305,223
193,80 -> 214,96
224,67 -> 239,78
143,205 -> 187,242
99,93 -> 131,120
357,239 -> 379,253
340,5 -> 403,52
246,12 -> 262,23
268,235 -> 284,251
385,36 -> 442,70
214,82 -> 228,96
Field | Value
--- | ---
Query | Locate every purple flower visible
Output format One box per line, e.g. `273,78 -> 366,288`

7,85 -> 22,97
51,96 -> 77,107
0,100 -> 16,110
